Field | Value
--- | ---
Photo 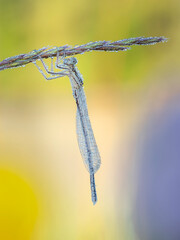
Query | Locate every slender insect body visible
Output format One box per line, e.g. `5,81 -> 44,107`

34,55 -> 101,205
72,71 -> 101,204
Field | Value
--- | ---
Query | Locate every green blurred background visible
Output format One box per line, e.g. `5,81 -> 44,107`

0,0 -> 179,239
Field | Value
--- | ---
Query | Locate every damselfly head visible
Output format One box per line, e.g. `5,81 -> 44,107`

63,57 -> 78,66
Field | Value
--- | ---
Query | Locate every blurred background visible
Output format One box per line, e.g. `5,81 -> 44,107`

0,0 -> 179,239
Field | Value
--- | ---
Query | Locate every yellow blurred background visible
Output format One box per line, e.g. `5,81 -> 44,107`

0,0 -> 179,239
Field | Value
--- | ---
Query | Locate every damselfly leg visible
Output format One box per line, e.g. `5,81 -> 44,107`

33,50 -> 68,80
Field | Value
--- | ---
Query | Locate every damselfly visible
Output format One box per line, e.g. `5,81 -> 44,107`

34,51 -> 101,205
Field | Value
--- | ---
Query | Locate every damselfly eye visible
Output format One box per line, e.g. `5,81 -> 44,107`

64,57 -> 77,65
71,57 -> 78,64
